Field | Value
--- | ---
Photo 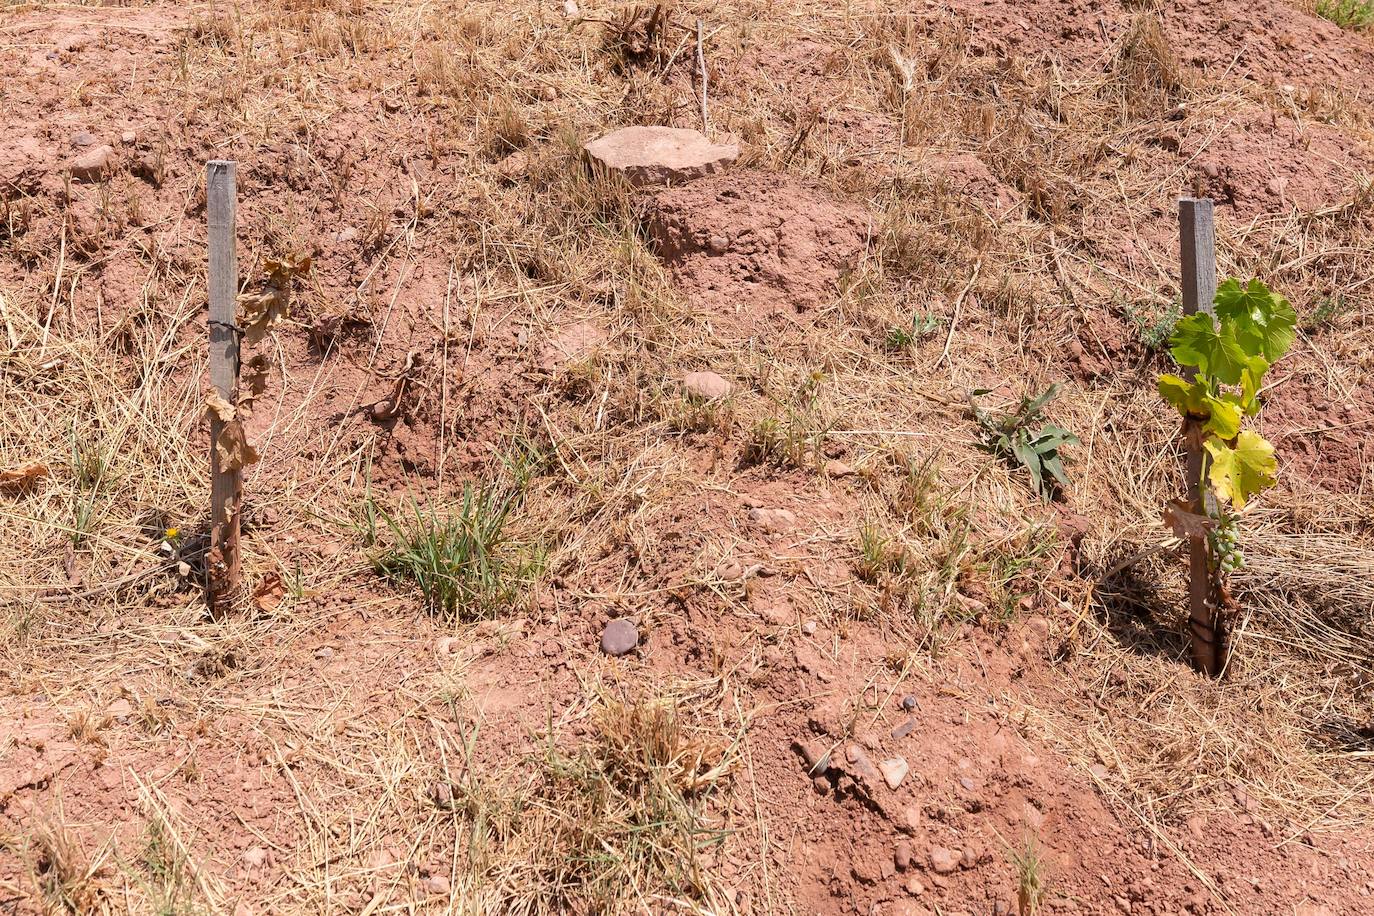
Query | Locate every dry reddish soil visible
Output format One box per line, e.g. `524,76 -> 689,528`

2,1 -> 1373,915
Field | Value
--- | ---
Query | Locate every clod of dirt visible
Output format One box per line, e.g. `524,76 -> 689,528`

928,153 -> 1019,214
682,370 -> 731,400
647,173 -> 871,320
68,144 -> 115,182
599,618 -> 639,656
583,126 -> 737,187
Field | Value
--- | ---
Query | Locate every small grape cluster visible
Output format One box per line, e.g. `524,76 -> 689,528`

1210,514 -> 1245,574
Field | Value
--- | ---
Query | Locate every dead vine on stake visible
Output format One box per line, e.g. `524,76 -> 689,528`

206,256 -> 311,474
1158,278 -> 1295,675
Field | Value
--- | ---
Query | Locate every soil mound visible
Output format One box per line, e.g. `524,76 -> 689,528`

647,173 -> 871,320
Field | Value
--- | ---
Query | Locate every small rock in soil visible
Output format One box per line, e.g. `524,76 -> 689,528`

792,739 -> 831,776
904,875 -> 926,896
894,840 -> 913,871
423,874 -> 451,895
599,618 -> 639,656
541,638 -> 562,657
899,805 -> 922,834
900,694 -> 919,712
928,845 -> 960,874
68,145 -> 115,182
107,698 -> 134,722
747,506 -> 796,532
314,646 -> 334,660
879,756 -> 910,789
682,370 -> 732,400
71,131 -> 96,148
891,719 -> 916,740
823,459 -> 855,478
959,846 -> 979,869
242,847 -> 270,869
120,130 -> 137,145
583,125 -> 738,187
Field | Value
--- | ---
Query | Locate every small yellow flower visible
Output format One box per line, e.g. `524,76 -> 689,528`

165,527 -> 180,540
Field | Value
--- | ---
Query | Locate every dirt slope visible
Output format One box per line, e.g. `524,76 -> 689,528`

2,1 -> 1372,915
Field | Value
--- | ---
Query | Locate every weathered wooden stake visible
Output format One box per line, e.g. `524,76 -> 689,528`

207,160 -> 240,616
1178,197 -> 1226,676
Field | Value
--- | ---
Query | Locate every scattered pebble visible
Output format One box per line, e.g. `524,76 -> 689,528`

600,618 -> 639,656
71,131 -> 96,148
120,130 -> 137,145
747,506 -> 796,532
891,719 -> 916,740
241,847 -> 270,869
900,694 -> 919,712
823,459 -> 855,478
682,370 -> 732,400
314,646 -> 334,660
928,845 -> 960,874
894,840 -> 913,871
801,619 -> 817,635
68,144 -> 114,182
879,756 -> 910,789
107,698 -> 134,722
423,874 -> 451,895
905,875 -> 926,896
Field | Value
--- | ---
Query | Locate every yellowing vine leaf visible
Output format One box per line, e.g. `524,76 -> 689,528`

1156,374 -> 1240,437
1204,430 -> 1277,509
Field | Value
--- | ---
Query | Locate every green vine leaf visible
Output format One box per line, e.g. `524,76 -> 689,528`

1204,430 -> 1277,509
1214,278 -> 1297,363
1170,313 -> 1248,385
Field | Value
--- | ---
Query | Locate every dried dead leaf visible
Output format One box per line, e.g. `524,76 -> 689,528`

205,390 -> 236,423
215,420 -> 260,471
238,354 -> 273,420
252,572 -> 286,612
0,463 -> 49,493
238,255 -> 311,348
1162,498 -> 1213,540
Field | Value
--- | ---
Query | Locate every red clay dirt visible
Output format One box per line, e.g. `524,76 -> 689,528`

2,1 -> 1373,915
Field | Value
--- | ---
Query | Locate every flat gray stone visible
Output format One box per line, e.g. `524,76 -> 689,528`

600,618 -> 639,656
584,126 -> 737,187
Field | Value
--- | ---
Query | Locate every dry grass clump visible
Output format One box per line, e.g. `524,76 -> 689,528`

466,689 -> 736,914
1111,12 -> 1183,118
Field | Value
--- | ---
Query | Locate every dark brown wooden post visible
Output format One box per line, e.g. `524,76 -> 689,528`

207,160 -> 241,616
1178,197 -> 1226,676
